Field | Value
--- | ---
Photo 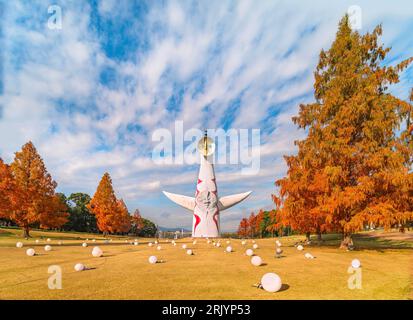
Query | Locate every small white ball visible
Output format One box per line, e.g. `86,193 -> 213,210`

253,244 -> 259,249
207,240 -> 211,244
251,256 -> 263,266
44,245 -> 52,251
304,253 -> 314,259
82,242 -> 88,247
134,241 -> 138,246
192,240 -> 197,245
186,249 -> 193,255
216,242 -> 221,247
226,246 -> 232,253
148,242 -> 153,247
276,248 -> 283,254
46,238 -> 51,242
35,239 -> 39,243
246,249 -> 254,256
173,242 -> 177,246
92,239 -> 96,242
241,240 -> 246,245
157,245 -> 162,250
252,240 -> 256,244
92,246 -> 103,257
86,239 -> 89,241
276,240 -> 281,247
148,256 -> 158,264
226,240 -> 230,244
351,259 -> 361,269
154,241 -> 158,244
26,248 -> 35,256
74,263 -> 85,271
58,241 -> 62,245
182,244 -> 187,249
261,273 -> 282,293
16,242 -> 23,248
297,245 -> 304,251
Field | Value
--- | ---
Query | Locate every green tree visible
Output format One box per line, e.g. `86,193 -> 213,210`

137,218 -> 157,237
64,193 -> 97,233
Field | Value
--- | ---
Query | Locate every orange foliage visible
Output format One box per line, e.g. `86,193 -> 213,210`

274,16 -> 413,245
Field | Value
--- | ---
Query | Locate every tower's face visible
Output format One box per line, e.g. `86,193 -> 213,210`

197,135 -> 215,157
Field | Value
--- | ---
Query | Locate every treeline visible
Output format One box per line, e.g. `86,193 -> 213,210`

0,142 -> 157,238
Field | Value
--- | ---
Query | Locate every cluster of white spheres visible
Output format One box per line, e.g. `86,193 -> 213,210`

74,263 -> 85,271
351,259 -> 361,269
261,273 -> 282,293
251,256 -> 263,266
26,248 -> 35,256
148,256 -> 158,264
182,244 -> 187,249
16,242 -> 24,248
82,242 -> 88,247
148,242 -> 153,247
92,246 -> 103,257
44,245 -> 52,252
246,249 -> 254,256
186,249 -> 193,255
226,246 -> 233,253
276,240 -> 282,247
297,245 -> 304,251
253,244 -> 259,249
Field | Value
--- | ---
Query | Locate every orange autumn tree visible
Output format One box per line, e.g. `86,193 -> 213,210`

237,217 -> 249,238
88,172 -> 131,235
130,209 -> 144,234
116,199 -> 132,234
274,15 -> 413,248
0,158 -> 16,218
9,142 -> 68,237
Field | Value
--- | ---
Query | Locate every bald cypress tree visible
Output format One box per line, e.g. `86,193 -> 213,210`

275,15 -> 413,248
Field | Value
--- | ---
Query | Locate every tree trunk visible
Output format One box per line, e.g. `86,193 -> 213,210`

317,232 -> 322,242
340,233 -> 353,249
23,225 -> 30,238
305,232 -> 311,243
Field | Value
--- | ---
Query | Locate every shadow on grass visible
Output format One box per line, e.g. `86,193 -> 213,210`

308,233 -> 413,251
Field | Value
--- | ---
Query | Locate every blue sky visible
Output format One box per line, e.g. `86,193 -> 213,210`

0,0 -> 412,231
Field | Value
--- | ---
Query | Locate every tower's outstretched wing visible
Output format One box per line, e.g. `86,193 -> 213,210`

162,191 -> 195,211
218,191 -> 252,211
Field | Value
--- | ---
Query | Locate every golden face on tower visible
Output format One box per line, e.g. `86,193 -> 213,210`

197,136 -> 215,156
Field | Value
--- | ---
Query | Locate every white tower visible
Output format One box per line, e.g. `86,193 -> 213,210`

163,131 -> 251,238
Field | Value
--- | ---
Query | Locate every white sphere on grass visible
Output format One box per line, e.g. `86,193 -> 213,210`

216,242 -> 221,247
261,273 -> 282,293
251,256 -> 263,266
148,256 -> 158,264
226,246 -> 232,253
351,259 -> 361,268
157,245 -> 162,251
92,246 -> 103,257
297,245 -> 304,251
82,242 -> 88,247
148,242 -> 153,247
276,248 -> 283,254
182,244 -> 187,249
74,263 -> 85,271
186,249 -> 193,255
47,238 -> 51,242
35,239 -> 39,243
44,245 -> 52,251
253,244 -> 259,249
26,248 -> 35,256
16,242 -> 23,248
241,240 -> 246,245
246,249 -> 254,256
304,253 -> 314,259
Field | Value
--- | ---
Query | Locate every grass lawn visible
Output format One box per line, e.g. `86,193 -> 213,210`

0,227 -> 411,300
